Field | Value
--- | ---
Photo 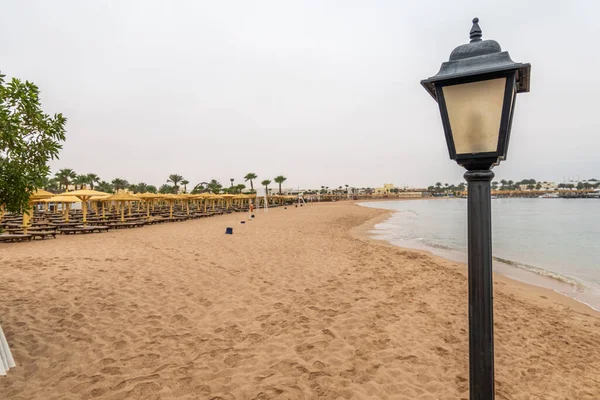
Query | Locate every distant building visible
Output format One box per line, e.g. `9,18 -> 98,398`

374,183 -> 395,194
539,182 -> 557,190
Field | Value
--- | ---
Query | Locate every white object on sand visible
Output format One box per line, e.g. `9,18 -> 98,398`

0,323 -> 16,376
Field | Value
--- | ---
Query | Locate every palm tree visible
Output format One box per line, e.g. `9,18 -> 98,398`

96,181 -> 114,193
159,184 -> 174,194
73,174 -> 88,190
207,179 -> 222,194
111,178 -> 129,192
261,179 -> 271,195
44,177 -> 60,193
146,185 -> 158,194
167,174 -> 184,192
236,184 -> 246,194
86,173 -> 100,190
181,179 -> 189,193
274,175 -> 287,194
55,168 -> 77,191
134,182 -> 149,193
492,181 -> 499,190
345,184 -> 349,194
244,173 -> 257,192
230,178 -> 234,188
435,182 -> 442,192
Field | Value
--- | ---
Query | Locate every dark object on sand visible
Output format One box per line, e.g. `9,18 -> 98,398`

225,227 -> 233,234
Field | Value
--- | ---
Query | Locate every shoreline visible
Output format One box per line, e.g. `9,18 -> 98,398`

352,201 -> 600,316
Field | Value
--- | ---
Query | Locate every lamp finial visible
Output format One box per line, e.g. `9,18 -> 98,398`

470,17 -> 482,42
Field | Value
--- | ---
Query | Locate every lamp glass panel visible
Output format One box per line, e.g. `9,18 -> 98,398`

442,77 -> 506,154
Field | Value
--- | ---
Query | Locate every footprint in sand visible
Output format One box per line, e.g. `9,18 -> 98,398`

170,314 -> 190,325
48,307 -> 68,316
127,382 -> 161,398
270,360 -> 308,377
101,366 -> 122,375
112,341 -> 127,350
255,314 -> 270,321
295,341 -> 329,361
321,329 -> 335,339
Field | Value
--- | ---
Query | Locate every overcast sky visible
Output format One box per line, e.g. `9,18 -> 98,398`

2,1 -> 598,189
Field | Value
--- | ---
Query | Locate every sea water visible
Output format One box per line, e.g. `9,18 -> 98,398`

360,198 -> 600,311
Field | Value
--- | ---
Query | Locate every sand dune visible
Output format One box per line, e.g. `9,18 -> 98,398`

0,202 -> 599,399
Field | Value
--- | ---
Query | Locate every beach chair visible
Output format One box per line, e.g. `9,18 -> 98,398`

29,231 -> 58,239
0,234 -> 33,243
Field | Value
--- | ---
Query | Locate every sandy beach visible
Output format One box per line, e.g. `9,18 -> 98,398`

1,202 -> 599,399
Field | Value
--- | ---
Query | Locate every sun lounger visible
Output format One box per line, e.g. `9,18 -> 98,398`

107,222 -> 146,229
28,231 -> 57,239
58,226 -> 109,234
0,234 -> 33,243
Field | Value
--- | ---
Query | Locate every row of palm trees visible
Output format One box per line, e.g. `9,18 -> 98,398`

45,170 -> 289,195
427,178 -> 600,194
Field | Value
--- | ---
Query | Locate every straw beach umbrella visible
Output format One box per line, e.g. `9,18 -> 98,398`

89,194 -> 110,218
22,189 -> 56,230
221,194 -> 236,209
60,189 -> 109,226
163,194 -> 188,218
45,195 -> 82,222
204,195 -> 217,211
162,194 -> 177,218
177,193 -> 194,215
192,193 -> 211,212
136,192 -> 163,219
103,192 -> 140,222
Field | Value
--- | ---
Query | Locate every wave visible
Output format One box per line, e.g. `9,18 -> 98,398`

491,256 -> 584,289
396,236 -> 584,289
429,243 -> 453,251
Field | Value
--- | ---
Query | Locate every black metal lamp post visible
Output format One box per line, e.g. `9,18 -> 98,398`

421,18 -> 531,400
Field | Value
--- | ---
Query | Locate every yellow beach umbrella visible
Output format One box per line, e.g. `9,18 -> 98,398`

162,194 -> 179,218
60,189 -> 109,225
190,193 -> 210,211
103,192 -> 140,222
30,189 -> 55,200
208,195 -> 224,211
46,195 -> 82,222
136,193 -> 162,218
175,193 -> 194,215
23,189 -> 56,226
89,195 -> 110,218
221,194 -> 236,209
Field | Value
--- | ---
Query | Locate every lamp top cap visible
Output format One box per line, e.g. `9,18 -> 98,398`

449,17 -> 501,61
470,17 -> 482,42
421,17 -> 531,99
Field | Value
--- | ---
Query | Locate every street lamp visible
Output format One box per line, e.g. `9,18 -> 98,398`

421,18 -> 530,400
